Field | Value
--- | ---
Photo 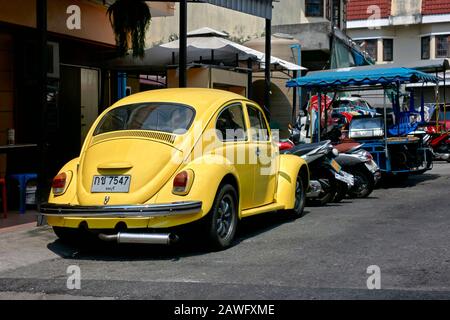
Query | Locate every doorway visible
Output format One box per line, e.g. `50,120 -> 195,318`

59,65 -> 99,162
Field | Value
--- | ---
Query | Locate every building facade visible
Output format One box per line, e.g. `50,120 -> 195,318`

346,0 -> 450,65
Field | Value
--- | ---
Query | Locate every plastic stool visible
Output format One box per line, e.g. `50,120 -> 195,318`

9,173 -> 38,214
0,178 -> 7,218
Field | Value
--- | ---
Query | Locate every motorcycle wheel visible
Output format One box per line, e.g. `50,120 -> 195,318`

332,181 -> 348,203
347,167 -> 374,198
307,179 -> 335,206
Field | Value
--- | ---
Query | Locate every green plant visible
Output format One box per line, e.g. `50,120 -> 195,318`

107,0 -> 152,57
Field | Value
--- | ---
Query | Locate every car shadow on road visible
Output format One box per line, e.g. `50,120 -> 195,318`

46,210 -> 312,261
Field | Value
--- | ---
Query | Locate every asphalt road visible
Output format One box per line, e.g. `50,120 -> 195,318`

0,163 -> 449,300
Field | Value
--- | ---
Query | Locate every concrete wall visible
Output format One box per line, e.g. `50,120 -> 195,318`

145,0 -> 344,48
0,0 -> 116,45
347,21 -> 450,64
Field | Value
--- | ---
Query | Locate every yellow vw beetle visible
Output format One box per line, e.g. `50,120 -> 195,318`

41,88 -> 309,249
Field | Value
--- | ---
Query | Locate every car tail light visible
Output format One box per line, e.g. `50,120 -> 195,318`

278,141 -> 294,151
362,150 -> 373,161
172,170 -> 194,195
52,172 -> 67,196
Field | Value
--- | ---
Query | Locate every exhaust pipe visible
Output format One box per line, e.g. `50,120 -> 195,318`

98,232 -> 179,245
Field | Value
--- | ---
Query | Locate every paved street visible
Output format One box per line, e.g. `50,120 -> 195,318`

0,163 -> 449,300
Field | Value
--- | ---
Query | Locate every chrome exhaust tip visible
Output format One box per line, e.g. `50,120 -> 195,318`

98,232 -> 179,245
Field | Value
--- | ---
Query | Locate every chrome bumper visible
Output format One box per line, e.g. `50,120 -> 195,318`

40,201 -> 202,218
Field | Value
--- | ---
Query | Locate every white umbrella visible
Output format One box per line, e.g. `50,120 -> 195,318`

106,27 -> 307,72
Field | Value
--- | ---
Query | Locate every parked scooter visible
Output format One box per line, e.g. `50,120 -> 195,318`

334,143 -> 381,198
423,126 -> 450,162
281,140 -> 354,205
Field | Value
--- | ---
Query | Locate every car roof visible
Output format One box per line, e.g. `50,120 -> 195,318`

111,88 -> 251,114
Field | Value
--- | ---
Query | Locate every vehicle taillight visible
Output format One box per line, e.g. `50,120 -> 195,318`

363,151 -> 373,161
278,141 -> 294,151
172,170 -> 194,195
52,172 -> 67,195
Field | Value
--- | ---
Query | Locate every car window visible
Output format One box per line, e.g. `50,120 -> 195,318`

247,105 -> 270,141
94,103 -> 195,135
215,103 -> 247,141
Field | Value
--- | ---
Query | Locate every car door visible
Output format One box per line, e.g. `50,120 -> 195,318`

245,104 -> 277,207
215,102 -> 254,210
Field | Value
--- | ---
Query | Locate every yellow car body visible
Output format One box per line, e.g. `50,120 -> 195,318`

42,88 -> 309,247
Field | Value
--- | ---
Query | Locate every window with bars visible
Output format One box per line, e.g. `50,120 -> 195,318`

421,36 -> 430,60
305,0 -> 324,17
383,39 -> 393,62
436,35 -> 450,58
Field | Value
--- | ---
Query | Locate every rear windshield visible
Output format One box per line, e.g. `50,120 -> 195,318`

94,103 -> 195,135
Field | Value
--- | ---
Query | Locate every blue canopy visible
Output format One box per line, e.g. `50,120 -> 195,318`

286,67 -> 439,90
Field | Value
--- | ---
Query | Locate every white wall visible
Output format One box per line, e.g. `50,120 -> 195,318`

145,0 -> 343,48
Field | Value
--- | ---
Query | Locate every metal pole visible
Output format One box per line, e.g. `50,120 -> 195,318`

436,68 -> 440,131
444,65 -> 447,131
264,18 -> 271,119
179,0 -> 187,87
247,58 -> 253,99
292,70 -> 297,123
317,91 -> 321,142
384,88 -> 389,171
36,0 -> 48,211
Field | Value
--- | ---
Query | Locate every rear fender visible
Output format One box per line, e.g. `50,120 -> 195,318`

275,154 -> 309,209
154,154 -> 241,218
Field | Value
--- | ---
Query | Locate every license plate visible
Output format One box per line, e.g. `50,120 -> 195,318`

335,171 -> 355,187
330,159 -> 342,173
91,175 -> 131,193
365,160 -> 379,173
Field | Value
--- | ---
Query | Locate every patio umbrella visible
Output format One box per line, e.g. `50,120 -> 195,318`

105,27 -> 306,72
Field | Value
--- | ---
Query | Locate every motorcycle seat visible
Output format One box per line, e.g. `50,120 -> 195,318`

282,141 -> 328,156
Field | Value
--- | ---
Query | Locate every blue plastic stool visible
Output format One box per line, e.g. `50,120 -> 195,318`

9,173 -> 38,214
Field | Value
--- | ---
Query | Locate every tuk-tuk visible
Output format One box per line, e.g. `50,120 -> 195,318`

287,67 -> 440,176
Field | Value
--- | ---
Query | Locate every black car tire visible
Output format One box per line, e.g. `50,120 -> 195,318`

286,173 -> 306,218
204,184 -> 238,250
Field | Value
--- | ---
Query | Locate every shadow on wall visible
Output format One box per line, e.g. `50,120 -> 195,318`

252,78 -> 293,139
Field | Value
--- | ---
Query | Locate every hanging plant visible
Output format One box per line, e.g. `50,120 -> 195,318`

107,0 -> 152,58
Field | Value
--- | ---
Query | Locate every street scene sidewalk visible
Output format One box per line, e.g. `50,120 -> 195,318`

0,163 -> 449,300
1,0 -> 450,305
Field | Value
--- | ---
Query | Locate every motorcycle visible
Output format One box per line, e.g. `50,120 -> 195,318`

334,143 -> 381,199
281,140 -> 354,206
422,125 -> 450,162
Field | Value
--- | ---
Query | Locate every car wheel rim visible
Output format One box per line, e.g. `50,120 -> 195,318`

216,194 -> 233,239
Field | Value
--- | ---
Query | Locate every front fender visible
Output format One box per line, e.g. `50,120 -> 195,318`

154,154 -> 240,218
48,158 -> 80,205
276,154 -> 309,209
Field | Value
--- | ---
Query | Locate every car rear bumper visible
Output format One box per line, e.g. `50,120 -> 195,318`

40,201 -> 202,218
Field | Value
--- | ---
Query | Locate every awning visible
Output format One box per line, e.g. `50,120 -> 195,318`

286,67 -> 440,90
105,27 -> 306,72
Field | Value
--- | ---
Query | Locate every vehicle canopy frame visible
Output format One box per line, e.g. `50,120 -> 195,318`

286,66 -> 440,175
